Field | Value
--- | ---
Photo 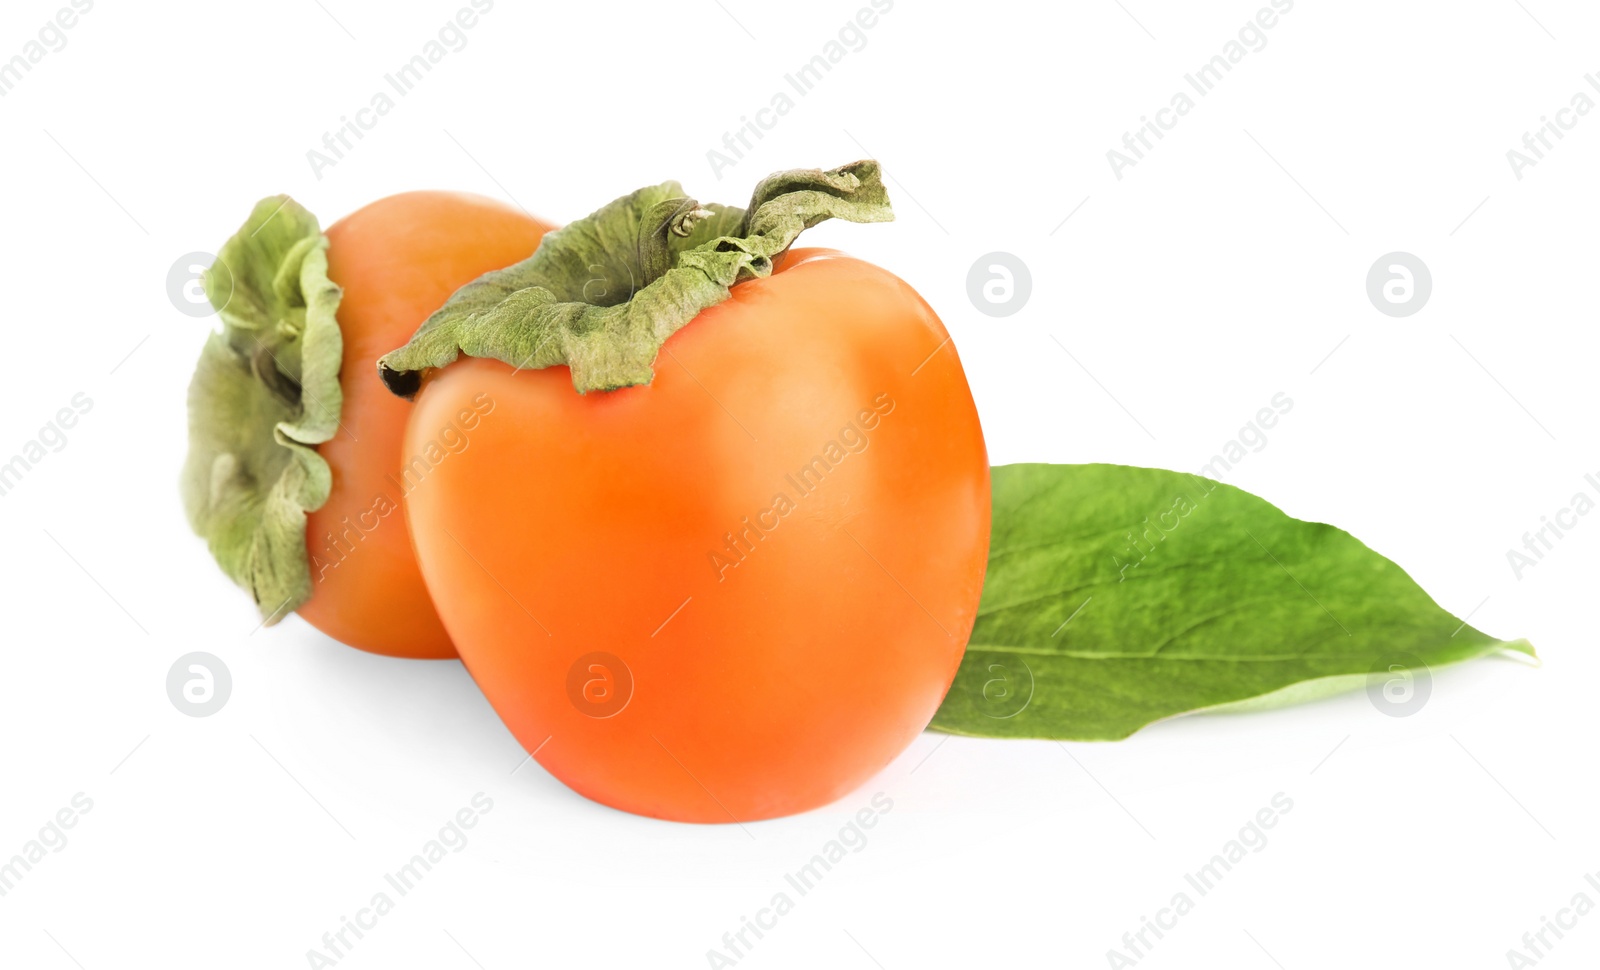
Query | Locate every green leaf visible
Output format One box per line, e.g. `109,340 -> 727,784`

180,196 -> 344,624
930,464 -> 1534,740
377,159 -> 893,398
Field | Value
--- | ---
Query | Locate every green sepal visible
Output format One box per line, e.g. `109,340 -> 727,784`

180,197 -> 344,623
377,160 -> 893,397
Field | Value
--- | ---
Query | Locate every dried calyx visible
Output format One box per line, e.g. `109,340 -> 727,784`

377,159 -> 894,398
180,197 -> 343,623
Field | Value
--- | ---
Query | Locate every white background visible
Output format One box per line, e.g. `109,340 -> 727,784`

1,1 -> 1596,967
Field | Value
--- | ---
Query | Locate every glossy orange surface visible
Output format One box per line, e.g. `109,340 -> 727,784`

405,247 -> 991,819
300,192 -> 551,658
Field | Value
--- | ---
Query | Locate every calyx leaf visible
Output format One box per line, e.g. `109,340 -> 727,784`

180,196 -> 344,623
930,464 -> 1535,740
378,160 -> 893,397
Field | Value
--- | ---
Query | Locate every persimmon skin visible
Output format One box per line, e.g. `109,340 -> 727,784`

301,192 -> 552,658
405,247 -> 991,820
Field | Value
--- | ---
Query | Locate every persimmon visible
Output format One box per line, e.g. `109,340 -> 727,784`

381,162 -> 990,820
182,192 -> 551,657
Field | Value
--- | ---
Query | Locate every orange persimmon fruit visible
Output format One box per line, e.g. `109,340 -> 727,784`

381,162 -> 990,820
182,191 -> 552,658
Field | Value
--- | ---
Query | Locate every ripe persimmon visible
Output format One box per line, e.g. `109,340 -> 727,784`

182,192 -> 552,657
381,162 -> 990,819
